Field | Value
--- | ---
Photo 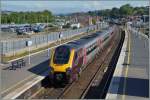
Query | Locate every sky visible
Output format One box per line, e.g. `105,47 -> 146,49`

1,0 -> 149,15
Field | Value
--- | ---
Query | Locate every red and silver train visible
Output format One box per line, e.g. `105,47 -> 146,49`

49,25 -> 117,83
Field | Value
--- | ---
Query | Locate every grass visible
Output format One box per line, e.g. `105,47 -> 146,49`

2,30 -> 97,62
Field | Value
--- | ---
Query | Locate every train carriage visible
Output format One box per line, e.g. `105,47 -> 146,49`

49,25 -> 117,83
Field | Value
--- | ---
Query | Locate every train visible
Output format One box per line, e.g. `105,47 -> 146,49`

49,25 -> 118,83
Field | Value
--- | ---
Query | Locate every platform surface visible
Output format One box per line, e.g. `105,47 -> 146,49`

107,29 -> 149,99
1,50 -> 50,93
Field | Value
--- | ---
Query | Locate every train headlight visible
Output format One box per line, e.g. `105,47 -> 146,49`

48,67 -> 54,79
66,68 -> 71,75
49,66 -> 54,74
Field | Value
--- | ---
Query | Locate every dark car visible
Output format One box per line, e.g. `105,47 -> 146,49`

33,25 -> 45,32
16,27 -> 27,35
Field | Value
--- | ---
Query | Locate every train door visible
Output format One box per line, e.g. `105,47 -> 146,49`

100,38 -> 103,51
83,48 -> 87,67
97,38 -> 101,51
72,52 -> 79,81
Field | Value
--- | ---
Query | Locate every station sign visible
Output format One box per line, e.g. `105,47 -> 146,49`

26,40 -> 32,46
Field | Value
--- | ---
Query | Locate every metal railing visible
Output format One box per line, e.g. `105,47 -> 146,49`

0,23 -> 108,55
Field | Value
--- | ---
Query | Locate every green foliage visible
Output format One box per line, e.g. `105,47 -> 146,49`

92,19 -> 96,25
72,26 -> 78,30
97,9 -> 111,17
1,10 -> 54,24
119,4 -> 133,16
133,7 -> 145,16
110,7 -> 120,18
88,4 -> 148,18
88,11 -> 97,16
63,23 -> 71,28
1,4 -> 148,24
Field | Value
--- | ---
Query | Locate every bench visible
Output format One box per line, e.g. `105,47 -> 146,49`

10,59 -> 26,70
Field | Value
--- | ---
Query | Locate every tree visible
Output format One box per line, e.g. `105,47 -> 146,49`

1,10 -> 54,24
133,7 -> 145,16
110,7 -> 120,18
101,9 -> 111,17
119,4 -> 133,17
63,23 -> 71,28
92,19 -> 96,25
72,26 -> 77,30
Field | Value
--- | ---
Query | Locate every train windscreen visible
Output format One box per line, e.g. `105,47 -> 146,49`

53,46 -> 70,64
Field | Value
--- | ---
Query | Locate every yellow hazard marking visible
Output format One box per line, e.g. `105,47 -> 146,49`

122,30 -> 131,100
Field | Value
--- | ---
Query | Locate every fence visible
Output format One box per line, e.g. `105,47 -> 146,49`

0,23 -> 108,55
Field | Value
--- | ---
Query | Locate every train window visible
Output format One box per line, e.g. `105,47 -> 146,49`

86,42 -> 97,55
53,46 -> 70,64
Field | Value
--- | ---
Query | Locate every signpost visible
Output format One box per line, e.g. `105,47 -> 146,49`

26,40 -> 32,64
59,32 -> 63,45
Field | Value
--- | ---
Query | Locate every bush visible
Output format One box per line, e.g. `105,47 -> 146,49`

72,26 -> 78,30
63,23 -> 71,28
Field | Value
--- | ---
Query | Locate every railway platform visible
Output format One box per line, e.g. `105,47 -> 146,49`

106,27 -> 149,99
1,50 -> 50,99
0,30 -> 98,99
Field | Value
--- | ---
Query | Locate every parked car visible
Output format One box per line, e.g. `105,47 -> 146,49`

33,24 -> 45,33
16,27 -> 27,35
16,26 -> 33,35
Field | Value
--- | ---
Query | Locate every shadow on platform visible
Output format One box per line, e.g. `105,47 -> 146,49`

28,59 -> 50,76
109,76 -> 149,98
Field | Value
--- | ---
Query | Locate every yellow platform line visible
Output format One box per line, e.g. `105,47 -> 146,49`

122,30 -> 131,100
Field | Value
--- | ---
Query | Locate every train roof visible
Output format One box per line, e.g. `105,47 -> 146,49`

66,31 -> 102,50
60,27 -> 114,51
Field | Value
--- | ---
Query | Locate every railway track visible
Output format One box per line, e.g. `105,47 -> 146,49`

84,28 -> 125,99
28,26 -> 124,99
58,28 -> 122,99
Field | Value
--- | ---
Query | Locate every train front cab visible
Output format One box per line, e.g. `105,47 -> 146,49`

49,45 -> 84,83
49,45 -> 75,83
